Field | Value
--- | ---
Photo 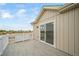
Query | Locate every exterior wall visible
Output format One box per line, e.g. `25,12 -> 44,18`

74,7 -> 79,56
38,10 -> 58,24
33,24 -> 40,40
33,10 -> 58,41
68,8 -> 75,55
33,7 -> 79,55
56,7 -> 79,55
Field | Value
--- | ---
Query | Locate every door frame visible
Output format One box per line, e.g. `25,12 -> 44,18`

39,20 -> 56,47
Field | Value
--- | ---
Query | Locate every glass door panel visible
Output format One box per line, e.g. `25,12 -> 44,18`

40,25 -> 46,41
46,22 -> 54,45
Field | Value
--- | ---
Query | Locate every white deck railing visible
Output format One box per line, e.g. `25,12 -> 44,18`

0,33 -> 33,55
0,35 -> 9,55
9,33 -> 33,42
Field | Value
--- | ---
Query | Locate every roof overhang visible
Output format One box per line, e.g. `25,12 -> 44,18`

31,3 -> 79,25
59,3 -> 79,13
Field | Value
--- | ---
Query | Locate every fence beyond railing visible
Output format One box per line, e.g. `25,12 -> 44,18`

9,33 -> 33,43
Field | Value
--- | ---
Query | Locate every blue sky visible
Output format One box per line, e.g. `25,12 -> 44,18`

0,3 -> 64,31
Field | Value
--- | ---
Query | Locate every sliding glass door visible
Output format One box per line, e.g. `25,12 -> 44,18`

46,22 -> 54,45
40,24 -> 46,41
40,22 -> 54,45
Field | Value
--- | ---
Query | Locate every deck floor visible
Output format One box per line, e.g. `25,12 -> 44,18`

2,39 -> 69,56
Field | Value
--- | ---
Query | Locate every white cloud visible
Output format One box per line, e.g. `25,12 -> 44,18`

16,9 -> 26,15
0,10 -> 14,19
1,12 -> 14,19
15,9 -> 27,18
0,9 -> 27,19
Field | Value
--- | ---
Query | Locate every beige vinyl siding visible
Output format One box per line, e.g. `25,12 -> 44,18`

68,9 -> 75,55
38,10 -> 58,23
57,15 -> 62,50
56,9 -> 75,55
33,24 -> 37,40
33,7 -> 79,55
36,10 -> 58,41
63,12 -> 69,53
33,23 -> 40,40
74,7 -> 79,56
56,15 -> 60,49
56,8 -> 79,55
56,13 -> 69,53
56,14 -> 64,51
60,14 -> 64,51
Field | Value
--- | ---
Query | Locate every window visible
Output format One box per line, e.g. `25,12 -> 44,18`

40,22 -> 54,45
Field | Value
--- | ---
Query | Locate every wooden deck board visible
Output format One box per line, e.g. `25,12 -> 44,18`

2,40 -> 69,56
